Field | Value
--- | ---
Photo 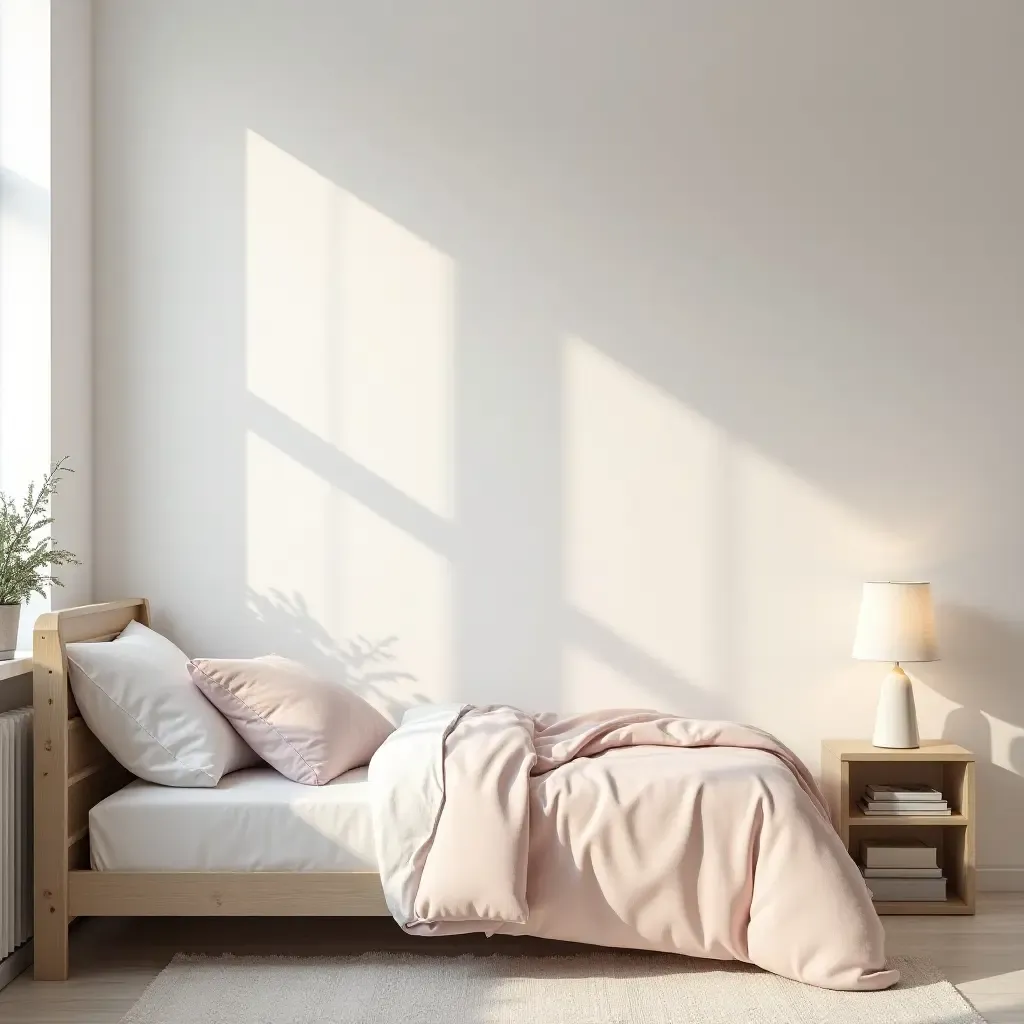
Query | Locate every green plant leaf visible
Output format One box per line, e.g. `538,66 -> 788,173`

0,457 -> 80,604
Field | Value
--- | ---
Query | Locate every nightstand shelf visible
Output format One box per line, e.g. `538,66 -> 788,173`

847,809 -> 968,827
871,894 -> 971,916
821,740 -> 975,916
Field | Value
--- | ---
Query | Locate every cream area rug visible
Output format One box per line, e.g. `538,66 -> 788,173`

120,952 -> 984,1024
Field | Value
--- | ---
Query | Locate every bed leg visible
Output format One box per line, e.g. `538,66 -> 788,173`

33,614 -> 72,980
33,898 -> 69,980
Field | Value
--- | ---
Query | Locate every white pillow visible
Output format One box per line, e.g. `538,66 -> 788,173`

66,620 -> 258,787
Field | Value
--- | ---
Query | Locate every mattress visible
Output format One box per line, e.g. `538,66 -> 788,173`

89,767 -> 377,872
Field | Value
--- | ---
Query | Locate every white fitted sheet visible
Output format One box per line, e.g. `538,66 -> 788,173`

89,767 -> 377,872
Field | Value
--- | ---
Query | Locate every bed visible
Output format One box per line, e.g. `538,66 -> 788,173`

34,599 -> 894,990
33,599 -> 390,982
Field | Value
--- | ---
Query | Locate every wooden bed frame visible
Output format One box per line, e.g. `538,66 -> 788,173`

33,599 -> 389,981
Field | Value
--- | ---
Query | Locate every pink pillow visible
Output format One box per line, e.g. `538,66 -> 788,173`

188,655 -> 394,785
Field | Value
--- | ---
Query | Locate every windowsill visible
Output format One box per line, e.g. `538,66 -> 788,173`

0,653 -> 32,683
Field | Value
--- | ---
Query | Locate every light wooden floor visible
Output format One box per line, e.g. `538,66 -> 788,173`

2,895 -> 1023,1022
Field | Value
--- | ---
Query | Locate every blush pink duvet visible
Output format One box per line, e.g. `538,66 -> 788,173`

369,705 -> 898,991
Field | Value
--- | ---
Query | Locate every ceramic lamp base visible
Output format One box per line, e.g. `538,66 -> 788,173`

872,664 -> 920,749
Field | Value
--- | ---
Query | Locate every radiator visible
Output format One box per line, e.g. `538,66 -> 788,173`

0,708 -> 32,961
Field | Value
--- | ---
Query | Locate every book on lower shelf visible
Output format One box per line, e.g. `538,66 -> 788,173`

862,866 -> 943,878
860,839 -> 947,902
862,839 -> 938,870
860,870 -> 947,902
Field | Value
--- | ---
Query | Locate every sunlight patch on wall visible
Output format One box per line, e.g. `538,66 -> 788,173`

246,431 -> 451,700
563,335 -> 717,690
245,130 -> 453,518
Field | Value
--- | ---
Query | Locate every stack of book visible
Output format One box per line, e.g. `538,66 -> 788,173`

857,783 -> 950,816
860,839 -> 946,901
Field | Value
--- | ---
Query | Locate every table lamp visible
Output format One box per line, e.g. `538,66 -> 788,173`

852,582 -> 938,749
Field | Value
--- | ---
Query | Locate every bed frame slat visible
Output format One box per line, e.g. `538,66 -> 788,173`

68,871 -> 389,916
67,763 -> 133,842
67,717 -> 109,777
67,834 -> 90,872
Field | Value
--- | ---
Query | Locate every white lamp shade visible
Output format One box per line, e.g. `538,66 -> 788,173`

852,582 -> 939,663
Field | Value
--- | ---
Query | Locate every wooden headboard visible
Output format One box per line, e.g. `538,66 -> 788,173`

33,598 -> 149,977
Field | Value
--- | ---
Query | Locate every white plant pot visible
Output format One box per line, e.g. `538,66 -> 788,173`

0,604 -> 21,656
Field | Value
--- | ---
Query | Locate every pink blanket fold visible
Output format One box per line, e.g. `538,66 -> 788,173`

369,704 -> 897,991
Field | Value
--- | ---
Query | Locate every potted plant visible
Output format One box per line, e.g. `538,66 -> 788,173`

0,457 -> 80,655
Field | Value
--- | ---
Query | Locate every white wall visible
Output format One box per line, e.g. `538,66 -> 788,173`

49,0 -> 94,611
92,2 -> 1024,878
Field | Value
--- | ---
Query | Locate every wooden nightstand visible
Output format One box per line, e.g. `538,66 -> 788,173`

821,740 -> 975,915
